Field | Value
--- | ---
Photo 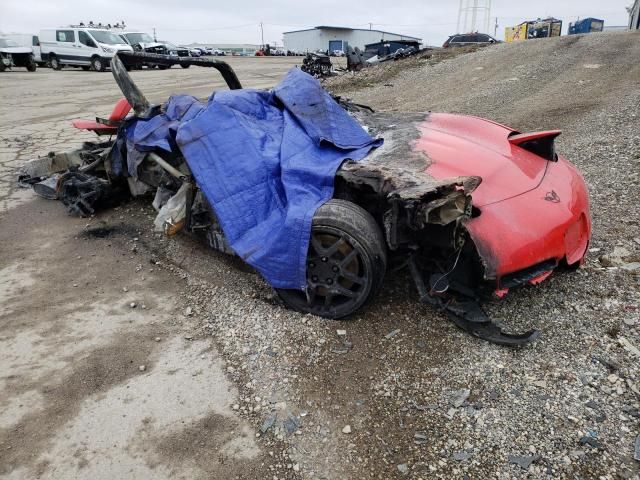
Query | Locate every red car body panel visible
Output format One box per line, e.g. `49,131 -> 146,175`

415,113 -> 591,285
417,113 -> 548,206
72,98 -> 131,135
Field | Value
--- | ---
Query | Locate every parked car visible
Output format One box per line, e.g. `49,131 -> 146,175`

331,49 -> 345,57
3,33 -> 44,66
118,31 -> 167,59
118,32 -> 186,69
39,26 -> 133,71
0,37 -> 37,71
443,33 -> 499,48
162,42 -> 191,68
19,53 -> 591,346
213,49 -> 226,56
187,47 -> 202,57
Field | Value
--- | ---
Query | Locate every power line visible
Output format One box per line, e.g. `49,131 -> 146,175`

146,23 -> 257,32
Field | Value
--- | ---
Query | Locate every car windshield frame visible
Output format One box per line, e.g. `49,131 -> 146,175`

164,42 -> 178,49
0,38 -> 21,48
124,33 -> 154,44
88,30 -> 125,45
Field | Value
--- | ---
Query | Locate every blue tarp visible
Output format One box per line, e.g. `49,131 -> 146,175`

127,68 -> 382,289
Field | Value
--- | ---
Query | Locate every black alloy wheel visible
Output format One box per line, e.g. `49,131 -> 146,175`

277,199 -> 387,319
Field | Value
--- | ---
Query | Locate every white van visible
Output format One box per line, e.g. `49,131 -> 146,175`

39,26 -> 133,71
3,33 -> 43,65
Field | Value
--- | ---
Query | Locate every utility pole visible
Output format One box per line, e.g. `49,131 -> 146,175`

259,22 -> 264,49
153,27 -> 157,42
369,22 -> 372,30
494,17 -> 498,37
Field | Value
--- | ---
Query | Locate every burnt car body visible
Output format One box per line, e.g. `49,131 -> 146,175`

19,52 -> 591,346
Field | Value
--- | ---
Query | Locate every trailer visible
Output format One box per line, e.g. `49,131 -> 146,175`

568,18 -> 604,35
505,18 -> 562,43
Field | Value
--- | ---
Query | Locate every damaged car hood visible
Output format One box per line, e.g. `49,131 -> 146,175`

0,46 -> 32,54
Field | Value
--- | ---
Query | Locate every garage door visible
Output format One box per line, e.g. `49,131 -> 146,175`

328,40 -> 343,52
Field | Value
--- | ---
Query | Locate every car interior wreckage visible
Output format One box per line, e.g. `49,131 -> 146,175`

17,51 -> 591,347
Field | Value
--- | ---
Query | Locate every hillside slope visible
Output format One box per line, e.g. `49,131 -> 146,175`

327,31 -> 640,132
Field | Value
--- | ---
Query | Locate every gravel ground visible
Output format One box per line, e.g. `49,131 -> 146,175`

1,33 -> 639,479
152,32 -> 639,479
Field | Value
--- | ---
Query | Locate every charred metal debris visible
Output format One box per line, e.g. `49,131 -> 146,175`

300,52 -> 335,78
300,43 -> 426,78
17,52 -> 538,346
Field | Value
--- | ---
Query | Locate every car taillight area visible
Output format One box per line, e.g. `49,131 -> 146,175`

464,154 -> 591,283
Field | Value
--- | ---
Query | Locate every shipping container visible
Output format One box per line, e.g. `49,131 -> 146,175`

568,18 -> 604,35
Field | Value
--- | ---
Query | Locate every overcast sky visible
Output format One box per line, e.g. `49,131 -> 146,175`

0,0 -> 633,46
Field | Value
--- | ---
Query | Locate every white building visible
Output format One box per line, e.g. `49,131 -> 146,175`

283,26 -> 421,53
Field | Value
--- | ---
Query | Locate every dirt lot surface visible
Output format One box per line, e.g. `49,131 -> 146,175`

1,34 -> 640,480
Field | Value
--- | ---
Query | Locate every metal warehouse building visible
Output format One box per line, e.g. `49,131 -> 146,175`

283,26 -> 421,53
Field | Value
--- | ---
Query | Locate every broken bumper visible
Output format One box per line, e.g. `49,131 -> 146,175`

466,154 -> 591,288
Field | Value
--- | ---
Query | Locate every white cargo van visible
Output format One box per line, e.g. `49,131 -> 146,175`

3,33 -> 43,65
39,26 -> 133,71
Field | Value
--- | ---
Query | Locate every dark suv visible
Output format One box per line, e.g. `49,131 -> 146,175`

443,33 -> 499,48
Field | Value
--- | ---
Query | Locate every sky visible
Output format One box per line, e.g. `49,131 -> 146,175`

0,0 -> 633,46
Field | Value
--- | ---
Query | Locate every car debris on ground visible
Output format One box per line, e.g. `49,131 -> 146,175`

300,51 -> 334,77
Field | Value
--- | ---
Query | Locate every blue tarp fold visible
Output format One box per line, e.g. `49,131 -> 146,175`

127,68 -> 382,289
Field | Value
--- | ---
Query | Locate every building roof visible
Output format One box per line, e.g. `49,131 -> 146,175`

283,25 -> 421,41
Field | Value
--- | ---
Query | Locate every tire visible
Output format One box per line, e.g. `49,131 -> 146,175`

49,55 -> 62,70
26,55 -> 37,72
90,56 -> 106,72
0,58 -> 6,72
277,199 -> 387,319
180,63 -> 190,69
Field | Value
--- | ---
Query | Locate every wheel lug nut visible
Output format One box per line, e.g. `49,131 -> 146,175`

311,275 -> 318,282
321,257 -> 328,262
309,262 -> 315,268
326,278 -> 333,285
332,266 -> 339,272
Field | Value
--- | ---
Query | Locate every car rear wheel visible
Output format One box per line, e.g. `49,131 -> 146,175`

277,199 -> 387,319
26,55 -> 37,72
49,55 -> 61,70
180,64 -> 190,69
90,56 -> 106,72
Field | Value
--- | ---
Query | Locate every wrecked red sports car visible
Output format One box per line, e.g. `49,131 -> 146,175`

18,52 -> 591,346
